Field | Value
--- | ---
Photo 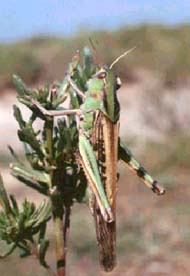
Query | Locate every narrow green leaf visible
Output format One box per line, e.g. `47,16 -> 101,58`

0,174 -> 12,214
12,75 -> 31,96
13,105 -> 26,129
8,145 -> 24,165
53,79 -> 69,106
83,47 -> 94,78
11,164 -> 51,186
32,200 -> 52,227
9,194 -> 19,214
39,239 -> 49,267
17,126 -> 45,158
38,222 -> 46,242
12,172 -> 48,195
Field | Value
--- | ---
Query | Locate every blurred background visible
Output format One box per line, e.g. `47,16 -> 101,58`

0,1 -> 190,275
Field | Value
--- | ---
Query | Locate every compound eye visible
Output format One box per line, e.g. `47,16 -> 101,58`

97,70 -> 107,79
79,114 -> 84,121
116,76 -> 122,90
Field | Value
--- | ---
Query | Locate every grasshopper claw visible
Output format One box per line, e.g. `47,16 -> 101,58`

152,181 -> 165,195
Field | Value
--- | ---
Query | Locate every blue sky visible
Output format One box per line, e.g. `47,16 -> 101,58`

0,0 -> 190,42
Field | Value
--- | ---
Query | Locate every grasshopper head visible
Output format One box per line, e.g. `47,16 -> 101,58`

85,67 -> 121,122
94,67 -> 121,91
95,67 -> 121,122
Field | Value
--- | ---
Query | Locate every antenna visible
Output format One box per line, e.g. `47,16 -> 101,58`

109,46 -> 137,69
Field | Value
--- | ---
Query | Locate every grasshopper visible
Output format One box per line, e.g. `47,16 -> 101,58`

27,49 -> 165,271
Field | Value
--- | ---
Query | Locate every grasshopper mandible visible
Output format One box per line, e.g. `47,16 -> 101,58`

28,49 -> 165,271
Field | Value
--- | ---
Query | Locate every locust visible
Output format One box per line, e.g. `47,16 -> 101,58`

27,49 -> 165,272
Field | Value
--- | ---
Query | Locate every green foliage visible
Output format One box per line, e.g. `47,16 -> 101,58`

0,174 -> 51,262
0,50 -> 97,274
11,72 -> 90,204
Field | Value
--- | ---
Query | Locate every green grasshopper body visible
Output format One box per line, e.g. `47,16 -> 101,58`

28,50 -> 165,272
77,68 -> 120,222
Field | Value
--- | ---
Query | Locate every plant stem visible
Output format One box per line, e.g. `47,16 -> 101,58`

53,205 -> 66,276
63,206 -> 71,258
45,117 -> 67,276
45,117 -> 53,164
45,115 -> 70,276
